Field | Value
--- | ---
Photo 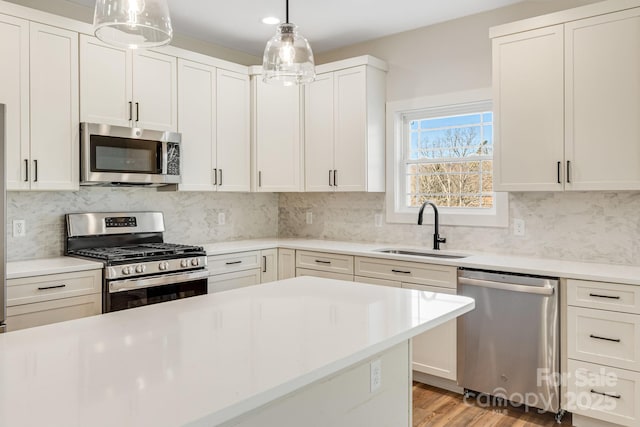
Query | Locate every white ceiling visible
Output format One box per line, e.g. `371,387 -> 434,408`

69,0 -> 532,56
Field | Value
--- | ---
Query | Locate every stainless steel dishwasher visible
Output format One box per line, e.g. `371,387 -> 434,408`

457,268 -> 560,415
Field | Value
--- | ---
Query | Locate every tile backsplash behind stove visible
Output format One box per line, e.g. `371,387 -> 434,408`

7,188 -> 279,261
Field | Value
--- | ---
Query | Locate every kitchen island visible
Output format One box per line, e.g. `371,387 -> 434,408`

0,276 -> 473,427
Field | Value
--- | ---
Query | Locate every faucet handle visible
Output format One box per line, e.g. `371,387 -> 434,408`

438,236 -> 447,244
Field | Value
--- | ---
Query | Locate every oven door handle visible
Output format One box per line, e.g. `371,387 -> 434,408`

109,270 -> 209,293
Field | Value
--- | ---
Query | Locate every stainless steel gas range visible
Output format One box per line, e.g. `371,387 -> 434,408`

65,212 -> 208,313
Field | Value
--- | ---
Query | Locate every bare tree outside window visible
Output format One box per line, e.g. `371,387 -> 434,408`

405,112 -> 493,209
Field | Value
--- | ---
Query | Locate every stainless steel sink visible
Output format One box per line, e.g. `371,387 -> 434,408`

374,249 -> 468,259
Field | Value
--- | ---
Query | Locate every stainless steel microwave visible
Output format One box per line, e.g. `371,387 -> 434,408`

80,123 -> 181,186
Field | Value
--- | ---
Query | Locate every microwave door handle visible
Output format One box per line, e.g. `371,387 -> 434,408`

161,141 -> 168,174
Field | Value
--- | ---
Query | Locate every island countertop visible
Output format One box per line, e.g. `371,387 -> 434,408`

0,277 -> 473,427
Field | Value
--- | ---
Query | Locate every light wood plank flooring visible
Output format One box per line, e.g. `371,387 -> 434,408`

413,383 -> 571,427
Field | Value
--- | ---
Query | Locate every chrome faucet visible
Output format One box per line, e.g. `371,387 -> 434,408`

417,201 -> 446,250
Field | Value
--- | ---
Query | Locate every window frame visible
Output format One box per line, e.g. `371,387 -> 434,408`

385,88 -> 508,227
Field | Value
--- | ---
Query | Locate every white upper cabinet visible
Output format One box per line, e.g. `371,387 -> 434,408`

493,5 -> 640,192
564,8 -> 640,191
1,17 -> 78,191
177,59 -> 249,192
304,61 -> 386,192
80,35 -> 177,132
29,23 -> 79,191
0,14 -> 29,191
492,25 -> 564,192
252,76 -> 302,192
216,69 -> 250,192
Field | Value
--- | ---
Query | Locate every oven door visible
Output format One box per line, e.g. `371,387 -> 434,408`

105,270 -> 208,313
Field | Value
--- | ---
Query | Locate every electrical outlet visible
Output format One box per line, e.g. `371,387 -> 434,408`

513,218 -> 525,236
374,214 -> 383,227
218,212 -> 226,225
370,359 -> 382,392
13,220 -> 26,237
306,211 -> 313,225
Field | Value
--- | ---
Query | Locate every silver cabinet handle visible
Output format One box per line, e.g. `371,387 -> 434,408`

37,284 -> 66,291
458,277 -> 554,296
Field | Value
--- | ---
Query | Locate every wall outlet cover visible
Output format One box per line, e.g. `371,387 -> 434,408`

13,220 -> 26,237
306,212 -> 313,225
370,359 -> 382,392
218,212 -> 226,225
513,218 -> 525,236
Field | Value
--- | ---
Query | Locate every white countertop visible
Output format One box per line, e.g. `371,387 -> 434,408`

7,256 -> 103,279
0,277 -> 473,427
202,238 -> 640,286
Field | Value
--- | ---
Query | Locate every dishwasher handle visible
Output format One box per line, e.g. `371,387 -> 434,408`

458,276 -> 555,296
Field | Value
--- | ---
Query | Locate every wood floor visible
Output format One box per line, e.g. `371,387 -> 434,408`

413,383 -> 572,427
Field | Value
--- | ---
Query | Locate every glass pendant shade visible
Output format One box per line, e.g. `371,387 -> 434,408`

94,0 -> 173,49
263,23 -> 315,86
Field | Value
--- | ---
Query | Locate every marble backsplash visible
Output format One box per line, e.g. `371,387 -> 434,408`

278,192 -> 640,266
7,188 -> 279,261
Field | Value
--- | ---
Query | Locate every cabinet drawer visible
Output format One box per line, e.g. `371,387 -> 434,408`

7,269 -> 102,306
296,268 -> 353,282
568,306 -> 640,371
6,294 -> 101,332
208,251 -> 261,275
208,269 -> 261,294
296,251 -> 354,275
567,359 -> 640,427
355,257 -> 456,288
567,279 -> 640,314
354,276 -> 401,288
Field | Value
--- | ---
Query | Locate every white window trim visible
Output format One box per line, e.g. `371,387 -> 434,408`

385,88 -> 508,228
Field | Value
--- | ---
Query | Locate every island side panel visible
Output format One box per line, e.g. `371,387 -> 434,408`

221,340 -> 411,427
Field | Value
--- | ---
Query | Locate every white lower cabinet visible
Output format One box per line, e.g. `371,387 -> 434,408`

277,249 -> 296,280
566,278 -> 640,427
355,256 -> 457,382
6,269 -> 102,331
207,249 -> 279,292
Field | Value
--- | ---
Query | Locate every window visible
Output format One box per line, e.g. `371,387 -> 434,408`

386,89 -> 508,227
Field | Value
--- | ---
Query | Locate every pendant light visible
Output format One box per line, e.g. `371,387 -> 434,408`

262,0 -> 315,86
94,0 -> 173,49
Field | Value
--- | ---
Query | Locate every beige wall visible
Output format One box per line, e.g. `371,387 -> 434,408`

3,0 -> 260,65
316,0 -> 600,101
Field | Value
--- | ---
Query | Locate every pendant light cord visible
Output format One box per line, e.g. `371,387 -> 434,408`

286,0 -> 289,23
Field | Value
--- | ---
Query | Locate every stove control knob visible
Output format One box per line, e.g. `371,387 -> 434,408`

122,266 -> 131,275
158,262 -> 169,271
180,259 -> 189,268
191,258 -> 200,267
135,265 -> 146,274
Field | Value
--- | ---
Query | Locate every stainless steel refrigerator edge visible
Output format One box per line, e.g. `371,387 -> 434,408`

0,105 -> 6,333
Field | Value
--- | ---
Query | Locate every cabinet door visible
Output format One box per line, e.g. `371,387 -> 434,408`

29,23 -> 79,191
333,67 -> 368,192
217,69 -> 250,192
277,248 -> 296,280
208,269 -> 261,293
177,59 -> 216,191
492,25 -> 565,191
79,35 -> 132,127
260,249 -> 278,283
6,294 -> 101,332
254,78 -> 302,192
304,72 -> 335,191
565,9 -> 640,190
402,283 -> 456,380
0,15 -> 29,191
132,50 -> 177,132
